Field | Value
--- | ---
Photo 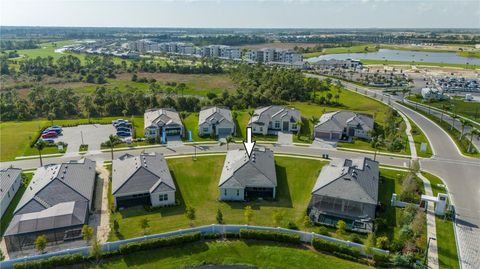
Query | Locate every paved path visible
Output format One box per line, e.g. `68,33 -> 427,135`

417,173 -> 439,269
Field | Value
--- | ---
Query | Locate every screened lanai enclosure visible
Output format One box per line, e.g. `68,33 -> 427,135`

307,194 -> 376,233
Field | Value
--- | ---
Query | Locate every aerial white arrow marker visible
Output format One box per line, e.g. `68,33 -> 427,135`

243,127 -> 256,159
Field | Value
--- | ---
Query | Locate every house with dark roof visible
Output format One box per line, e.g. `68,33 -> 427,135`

4,159 -> 96,252
307,157 -> 379,233
219,147 -> 277,201
248,106 -> 301,135
198,106 -> 235,137
313,111 -> 374,141
1,168 -> 22,218
144,108 -> 184,139
112,152 -> 176,208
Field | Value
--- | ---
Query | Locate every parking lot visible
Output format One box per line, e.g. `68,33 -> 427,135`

57,124 -> 117,154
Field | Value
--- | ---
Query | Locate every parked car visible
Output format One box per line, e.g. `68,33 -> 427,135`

41,138 -> 56,144
116,127 -> 131,133
114,122 -> 131,128
112,119 -> 127,125
116,131 -> 131,137
43,127 -> 62,135
41,131 -> 58,138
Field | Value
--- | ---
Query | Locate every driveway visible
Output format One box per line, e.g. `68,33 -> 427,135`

57,124 -> 116,154
277,132 -> 293,145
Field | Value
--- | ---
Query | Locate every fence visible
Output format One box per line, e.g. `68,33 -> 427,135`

0,224 -> 389,269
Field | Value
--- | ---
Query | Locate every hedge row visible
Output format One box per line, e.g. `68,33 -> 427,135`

119,232 -> 201,254
239,229 -> 301,244
312,238 -> 362,260
14,253 -> 85,269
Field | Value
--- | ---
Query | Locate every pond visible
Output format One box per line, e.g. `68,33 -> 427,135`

307,49 -> 480,65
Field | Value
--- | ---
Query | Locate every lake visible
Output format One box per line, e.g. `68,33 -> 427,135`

307,49 -> 480,65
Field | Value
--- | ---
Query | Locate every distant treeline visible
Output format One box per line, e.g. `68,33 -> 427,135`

0,39 -> 39,50
180,35 -> 267,46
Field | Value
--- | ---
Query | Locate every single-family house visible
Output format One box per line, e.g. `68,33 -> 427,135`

0,168 -> 22,218
144,108 -> 184,140
308,157 -> 379,233
248,106 -> 301,135
313,111 -> 374,141
112,152 -> 176,208
198,106 -> 235,137
4,159 -> 96,252
219,147 -> 277,201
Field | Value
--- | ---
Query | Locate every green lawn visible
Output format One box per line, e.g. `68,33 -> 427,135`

109,156 -> 325,241
421,172 -> 459,269
12,40 -> 83,61
182,112 -> 211,141
0,173 -> 32,237
457,51 -> 480,59
303,44 -> 379,59
74,240 -> 372,269
407,95 -> 480,125
408,116 -> 433,158
0,116 -> 144,161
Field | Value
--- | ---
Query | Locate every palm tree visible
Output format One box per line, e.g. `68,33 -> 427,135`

467,128 -> 479,153
459,119 -> 471,140
225,136 -> 233,151
105,135 -> 121,160
309,116 -> 319,139
451,114 -> 459,131
34,140 -> 47,166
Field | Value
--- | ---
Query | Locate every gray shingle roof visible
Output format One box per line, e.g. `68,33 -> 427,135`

144,108 -> 182,129
250,106 -> 301,125
4,200 -> 88,236
312,157 -> 379,205
14,158 -> 96,215
219,147 -> 277,188
0,168 -> 22,202
314,111 -> 374,133
112,152 -> 175,195
198,106 -> 233,126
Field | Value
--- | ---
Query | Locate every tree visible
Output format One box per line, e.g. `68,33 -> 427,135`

216,208 -> 224,224
467,128 -> 479,153
90,237 -> 102,265
440,104 -> 450,122
113,218 -> 120,235
185,206 -> 196,225
35,234 -> 47,253
82,224 -> 94,242
34,139 -> 47,167
225,135 -> 233,151
272,209 -> 283,226
105,135 -> 121,160
336,220 -> 347,235
364,233 -> 376,256
140,218 -> 150,235
376,236 -> 389,249
0,249 -> 5,261
244,205 -> 253,224
303,215 -> 312,228
459,119 -> 471,139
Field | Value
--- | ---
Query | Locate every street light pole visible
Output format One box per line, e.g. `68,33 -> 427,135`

424,237 -> 436,268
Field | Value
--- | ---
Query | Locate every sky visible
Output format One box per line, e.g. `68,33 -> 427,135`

0,0 -> 479,28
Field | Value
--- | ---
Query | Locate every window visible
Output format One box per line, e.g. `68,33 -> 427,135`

159,193 -> 168,201
203,127 -> 209,133
274,121 -> 280,129
237,189 -> 240,196
224,189 -> 227,196
260,127 -> 263,132
292,123 -> 297,130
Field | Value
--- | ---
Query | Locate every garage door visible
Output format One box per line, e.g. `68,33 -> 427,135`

331,133 -> 341,140
165,128 -> 181,136
315,131 -> 331,140
217,128 -> 232,135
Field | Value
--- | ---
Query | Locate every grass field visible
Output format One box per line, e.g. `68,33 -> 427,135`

407,95 -> 480,125
456,51 -> 480,59
421,172 -> 459,269
0,173 -> 32,237
12,40 -> 82,61
303,44 -> 379,58
74,240 -> 373,269
0,116 -> 143,161
109,156 -> 326,241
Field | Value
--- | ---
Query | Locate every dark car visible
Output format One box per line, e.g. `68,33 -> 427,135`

116,127 -> 131,133
117,131 -> 131,137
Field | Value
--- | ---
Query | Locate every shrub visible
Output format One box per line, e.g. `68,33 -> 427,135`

336,220 -> 347,235
216,208 -> 224,224
376,236 -> 389,250
373,252 -> 391,267
392,253 -> 414,267
13,254 -> 85,269
317,226 -> 330,236
119,232 -> 201,254
312,238 -> 361,259
286,221 -> 299,230
239,229 -> 301,244
350,234 -> 363,244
